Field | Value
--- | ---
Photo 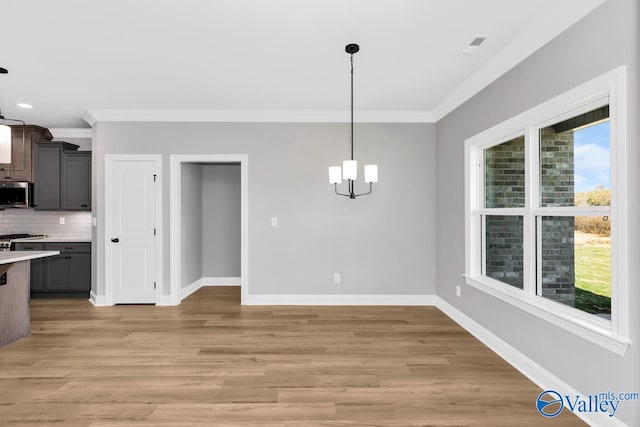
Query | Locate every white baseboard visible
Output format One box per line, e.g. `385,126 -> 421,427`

434,296 -> 628,427
202,277 -> 241,286
244,294 -> 435,306
89,291 -> 110,306
158,294 -> 178,306
180,278 -> 203,300
179,277 -> 241,301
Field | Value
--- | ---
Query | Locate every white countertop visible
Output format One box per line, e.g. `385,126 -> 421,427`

12,237 -> 91,243
0,251 -> 60,265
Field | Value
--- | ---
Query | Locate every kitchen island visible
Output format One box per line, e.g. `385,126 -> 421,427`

0,251 -> 59,347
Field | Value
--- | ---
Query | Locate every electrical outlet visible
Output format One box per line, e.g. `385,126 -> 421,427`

271,217 -> 278,227
92,217 -> 97,227
59,216 -> 65,225
456,285 -> 461,298
333,273 -> 341,284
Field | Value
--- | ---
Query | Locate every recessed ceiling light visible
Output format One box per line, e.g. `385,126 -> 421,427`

17,103 -> 32,109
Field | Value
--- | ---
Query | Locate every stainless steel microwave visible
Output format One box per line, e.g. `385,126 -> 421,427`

0,182 -> 33,208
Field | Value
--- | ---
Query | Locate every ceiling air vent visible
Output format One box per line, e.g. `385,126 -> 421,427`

461,34 -> 491,56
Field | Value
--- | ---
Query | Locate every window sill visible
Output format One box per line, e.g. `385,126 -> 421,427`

463,274 -> 630,356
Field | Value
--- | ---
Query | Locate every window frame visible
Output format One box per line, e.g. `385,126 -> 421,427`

464,67 -> 629,355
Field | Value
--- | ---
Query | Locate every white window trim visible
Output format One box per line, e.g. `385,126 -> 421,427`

464,66 -> 629,355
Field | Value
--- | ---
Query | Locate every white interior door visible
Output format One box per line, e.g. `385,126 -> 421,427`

108,158 -> 158,304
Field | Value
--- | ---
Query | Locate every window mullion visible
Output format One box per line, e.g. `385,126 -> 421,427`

523,125 -> 538,297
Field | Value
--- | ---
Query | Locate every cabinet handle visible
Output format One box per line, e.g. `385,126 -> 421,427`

64,247 -> 73,250
111,238 -> 119,243
64,256 -> 71,259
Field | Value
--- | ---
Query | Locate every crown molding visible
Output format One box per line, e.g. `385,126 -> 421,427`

82,111 -> 97,127
432,0 -> 607,121
50,128 -> 93,139
83,109 -> 436,124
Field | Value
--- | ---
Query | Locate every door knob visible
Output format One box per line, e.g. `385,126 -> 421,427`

111,238 -> 119,243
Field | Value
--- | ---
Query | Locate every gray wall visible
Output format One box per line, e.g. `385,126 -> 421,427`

180,163 -> 203,288
435,0 -> 639,424
93,122 -> 436,297
202,163 -> 241,278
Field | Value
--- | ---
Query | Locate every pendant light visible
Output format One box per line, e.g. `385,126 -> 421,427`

0,67 -> 25,165
329,43 -> 378,199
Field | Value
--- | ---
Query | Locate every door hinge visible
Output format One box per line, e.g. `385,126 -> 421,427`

154,281 -> 156,290
153,228 -> 156,236
153,174 -> 157,182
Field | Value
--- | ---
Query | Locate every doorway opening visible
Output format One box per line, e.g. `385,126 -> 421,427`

169,155 -> 248,305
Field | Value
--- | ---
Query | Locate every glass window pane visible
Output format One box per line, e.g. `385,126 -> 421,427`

538,216 -> 611,317
483,215 -> 523,289
484,136 -> 525,208
540,106 -> 610,207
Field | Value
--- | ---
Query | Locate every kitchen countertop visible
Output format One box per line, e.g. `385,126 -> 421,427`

0,251 -> 60,265
12,237 -> 91,243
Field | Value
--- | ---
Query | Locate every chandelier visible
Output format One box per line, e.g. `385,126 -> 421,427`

328,43 -> 378,199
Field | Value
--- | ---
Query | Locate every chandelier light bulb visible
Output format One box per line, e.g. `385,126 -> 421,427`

328,166 -> 342,184
0,124 -> 11,164
342,160 -> 357,180
364,164 -> 378,183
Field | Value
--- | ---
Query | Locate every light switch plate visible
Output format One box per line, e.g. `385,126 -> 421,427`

59,217 -> 65,225
271,217 -> 278,227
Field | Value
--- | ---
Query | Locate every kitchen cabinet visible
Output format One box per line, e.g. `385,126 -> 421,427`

0,126 -> 53,182
13,242 -> 91,297
33,142 -> 91,211
12,242 -> 45,291
62,151 -> 91,210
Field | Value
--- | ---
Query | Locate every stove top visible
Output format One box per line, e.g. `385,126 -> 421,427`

0,234 -> 47,250
0,234 -> 32,240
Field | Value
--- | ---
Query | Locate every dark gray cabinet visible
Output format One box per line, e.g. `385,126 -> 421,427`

13,242 -> 91,297
62,152 -> 91,210
33,142 -> 91,211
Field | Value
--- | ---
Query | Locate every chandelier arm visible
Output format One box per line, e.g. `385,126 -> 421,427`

334,184 -> 351,197
353,182 -> 373,197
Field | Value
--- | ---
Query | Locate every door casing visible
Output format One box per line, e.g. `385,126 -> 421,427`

169,154 -> 248,306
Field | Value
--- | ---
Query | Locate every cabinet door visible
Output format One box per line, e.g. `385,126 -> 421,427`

44,254 -> 70,290
29,258 -> 46,291
62,153 -> 91,210
13,242 -> 46,291
67,253 -> 91,291
33,145 -> 62,210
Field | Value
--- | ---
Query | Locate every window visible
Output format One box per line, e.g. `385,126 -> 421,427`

464,67 -> 628,354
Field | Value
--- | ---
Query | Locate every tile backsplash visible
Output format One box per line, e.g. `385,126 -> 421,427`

0,209 -> 92,238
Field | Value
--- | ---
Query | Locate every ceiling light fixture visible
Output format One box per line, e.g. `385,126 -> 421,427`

16,103 -> 32,109
0,67 -> 25,165
329,43 -> 378,199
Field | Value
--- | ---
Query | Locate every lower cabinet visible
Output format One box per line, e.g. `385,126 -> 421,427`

13,242 -> 91,298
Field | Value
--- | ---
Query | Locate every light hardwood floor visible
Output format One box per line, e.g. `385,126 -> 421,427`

0,287 -> 584,426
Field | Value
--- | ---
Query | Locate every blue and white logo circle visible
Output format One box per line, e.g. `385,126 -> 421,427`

537,390 -> 564,417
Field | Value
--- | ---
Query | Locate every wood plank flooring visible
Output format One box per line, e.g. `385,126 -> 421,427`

0,287 -> 584,426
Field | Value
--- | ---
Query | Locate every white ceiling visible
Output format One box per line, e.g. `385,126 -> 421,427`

0,0 -> 604,129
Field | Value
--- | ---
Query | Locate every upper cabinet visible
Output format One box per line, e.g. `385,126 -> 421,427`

62,151 -> 91,210
0,125 -> 53,182
33,142 -> 91,211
